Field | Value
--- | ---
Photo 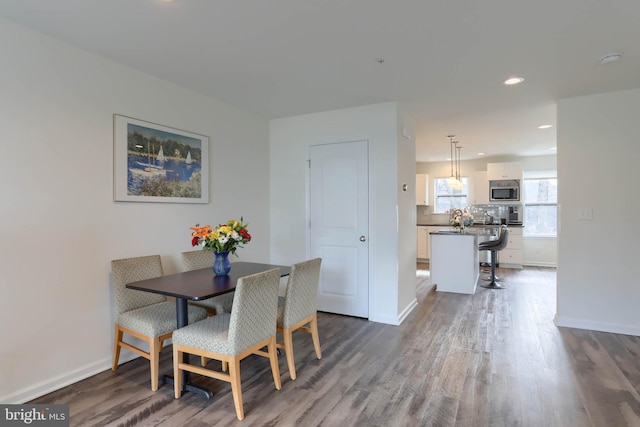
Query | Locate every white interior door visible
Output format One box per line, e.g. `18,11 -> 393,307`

309,140 -> 369,318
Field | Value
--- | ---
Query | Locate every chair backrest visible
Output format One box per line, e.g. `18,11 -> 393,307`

227,268 -> 280,356
281,258 -> 322,328
495,225 -> 510,251
111,255 -> 166,318
181,250 -> 215,271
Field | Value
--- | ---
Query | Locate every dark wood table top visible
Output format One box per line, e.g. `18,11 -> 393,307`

126,261 -> 291,301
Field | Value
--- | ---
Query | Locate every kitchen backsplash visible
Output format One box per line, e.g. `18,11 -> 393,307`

417,204 -> 522,225
416,206 -> 450,225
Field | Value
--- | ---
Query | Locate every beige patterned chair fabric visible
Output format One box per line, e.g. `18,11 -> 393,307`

112,255 -> 167,318
172,268 -> 282,420
276,257 -> 322,380
111,255 -> 207,391
181,250 -> 234,315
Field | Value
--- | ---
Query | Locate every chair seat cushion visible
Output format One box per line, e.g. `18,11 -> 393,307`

118,301 -> 207,338
172,314 -> 233,355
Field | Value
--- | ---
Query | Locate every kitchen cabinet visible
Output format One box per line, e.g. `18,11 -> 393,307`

471,171 -> 489,204
417,226 -> 428,259
499,227 -> 523,268
416,174 -> 429,205
487,162 -> 523,181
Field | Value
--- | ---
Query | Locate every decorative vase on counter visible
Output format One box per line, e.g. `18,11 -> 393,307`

212,251 -> 231,276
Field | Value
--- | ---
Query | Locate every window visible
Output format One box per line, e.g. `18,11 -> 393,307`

434,177 -> 469,213
523,178 -> 557,236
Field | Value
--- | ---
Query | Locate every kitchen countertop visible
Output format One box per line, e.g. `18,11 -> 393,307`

417,223 -> 523,228
430,230 -> 481,235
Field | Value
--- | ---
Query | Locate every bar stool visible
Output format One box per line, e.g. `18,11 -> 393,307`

478,225 -> 509,289
480,227 -> 501,281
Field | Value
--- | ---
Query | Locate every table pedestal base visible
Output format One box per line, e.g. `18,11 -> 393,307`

162,375 -> 213,399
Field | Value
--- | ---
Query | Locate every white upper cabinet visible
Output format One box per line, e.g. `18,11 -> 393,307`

416,174 -> 429,205
471,171 -> 489,204
487,162 -> 523,181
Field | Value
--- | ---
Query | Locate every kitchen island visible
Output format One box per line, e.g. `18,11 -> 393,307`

430,230 -> 480,294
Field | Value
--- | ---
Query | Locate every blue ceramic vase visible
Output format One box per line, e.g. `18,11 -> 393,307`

212,251 -> 231,276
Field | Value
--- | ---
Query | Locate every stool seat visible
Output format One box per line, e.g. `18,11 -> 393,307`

478,225 -> 509,289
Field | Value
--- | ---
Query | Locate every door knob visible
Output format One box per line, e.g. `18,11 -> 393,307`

360,235 -> 367,242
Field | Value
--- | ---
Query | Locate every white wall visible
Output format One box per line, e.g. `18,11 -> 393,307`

269,102 -> 417,325
556,88 -> 640,336
0,19 -> 271,403
396,108 -> 418,321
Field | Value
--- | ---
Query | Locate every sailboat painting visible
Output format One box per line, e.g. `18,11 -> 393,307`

113,114 -> 209,203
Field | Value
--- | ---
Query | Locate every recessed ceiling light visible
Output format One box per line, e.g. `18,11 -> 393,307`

504,76 -> 524,85
550,147 -> 557,151
600,53 -> 622,65
538,124 -> 553,129
477,152 -> 485,156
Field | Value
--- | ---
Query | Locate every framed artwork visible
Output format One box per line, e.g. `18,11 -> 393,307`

113,114 -> 209,203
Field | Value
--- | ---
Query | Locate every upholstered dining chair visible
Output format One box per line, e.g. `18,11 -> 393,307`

172,268 -> 282,421
111,255 -> 207,391
181,250 -> 234,316
276,257 -> 322,380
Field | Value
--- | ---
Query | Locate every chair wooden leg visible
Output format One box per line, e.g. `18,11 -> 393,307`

283,328 -> 296,380
173,345 -> 183,399
267,337 -> 282,390
309,314 -> 322,360
222,361 -> 228,372
150,337 -> 161,392
229,358 -> 244,420
112,325 -> 123,371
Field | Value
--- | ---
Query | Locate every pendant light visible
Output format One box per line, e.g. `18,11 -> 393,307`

453,143 -> 464,190
446,135 -> 459,187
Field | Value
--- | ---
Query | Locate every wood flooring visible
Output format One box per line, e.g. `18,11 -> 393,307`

31,265 -> 640,426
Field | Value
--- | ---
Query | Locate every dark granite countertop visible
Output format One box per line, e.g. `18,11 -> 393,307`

429,230 -> 480,236
417,223 -> 524,228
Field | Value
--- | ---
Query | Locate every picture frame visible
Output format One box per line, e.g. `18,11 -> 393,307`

113,114 -> 209,203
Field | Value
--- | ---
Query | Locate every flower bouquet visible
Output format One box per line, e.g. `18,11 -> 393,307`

190,218 -> 251,275
190,218 -> 252,255
450,209 -> 474,230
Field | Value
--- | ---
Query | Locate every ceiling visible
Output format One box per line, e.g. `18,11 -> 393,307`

1,0 -> 639,162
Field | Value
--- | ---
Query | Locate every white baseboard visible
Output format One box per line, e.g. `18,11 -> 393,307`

555,315 -> 640,337
0,356 -> 113,404
523,261 -> 557,268
0,340 -> 169,404
369,298 -> 418,326
397,298 -> 418,325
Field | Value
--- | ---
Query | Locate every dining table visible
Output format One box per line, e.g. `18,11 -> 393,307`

126,261 -> 291,398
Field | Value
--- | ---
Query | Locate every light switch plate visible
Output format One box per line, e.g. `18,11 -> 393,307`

577,208 -> 593,221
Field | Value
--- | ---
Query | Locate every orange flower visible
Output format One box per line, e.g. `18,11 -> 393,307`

190,225 -> 212,238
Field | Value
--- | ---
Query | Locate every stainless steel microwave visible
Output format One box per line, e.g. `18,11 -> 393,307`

489,179 -> 520,201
